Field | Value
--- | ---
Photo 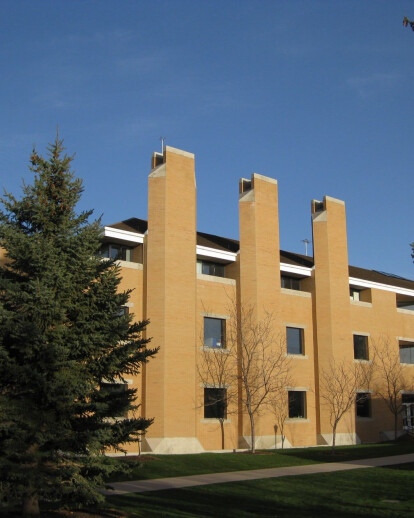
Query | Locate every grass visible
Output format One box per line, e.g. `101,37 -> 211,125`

106,441 -> 414,482
105,462 -> 414,517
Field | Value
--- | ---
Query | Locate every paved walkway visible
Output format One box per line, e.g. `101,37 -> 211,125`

103,453 -> 414,495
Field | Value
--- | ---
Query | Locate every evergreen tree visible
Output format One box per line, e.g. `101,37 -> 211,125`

0,139 -> 157,516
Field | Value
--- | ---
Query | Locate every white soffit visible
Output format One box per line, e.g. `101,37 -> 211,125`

349,276 -> 414,297
104,227 -> 144,244
280,263 -> 312,277
196,245 -> 237,262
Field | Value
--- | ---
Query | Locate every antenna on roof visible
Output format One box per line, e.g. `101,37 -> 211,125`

302,239 -> 311,256
160,136 -> 166,154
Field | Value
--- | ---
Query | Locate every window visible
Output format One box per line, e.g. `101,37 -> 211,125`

288,391 -> 306,418
281,275 -> 301,291
197,260 -> 225,278
286,327 -> 304,355
100,382 -> 128,417
204,317 -> 225,348
353,335 -> 369,360
399,341 -> 414,364
356,393 -> 371,418
100,243 -> 132,262
397,294 -> 414,311
204,388 -> 227,419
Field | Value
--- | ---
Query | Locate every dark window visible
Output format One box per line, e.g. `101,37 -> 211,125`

100,243 -> 132,262
286,327 -> 304,355
288,391 -> 306,418
353,335 -> 369,360
100,382 -> 128,417
356,393 -> 371,418
281,275 -> 301,290
197,260 -> 225,278
400,342 -> 414,364
204,317 -> 225,348
402,394 -> 414,404
204,388 -> 227,419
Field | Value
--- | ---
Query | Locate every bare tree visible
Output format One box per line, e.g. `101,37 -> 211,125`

267,377 -> 292,449
227,302 -> 291,454
197,341 -> 237,449
373,337 -> 411,440
320,358 -> 373,454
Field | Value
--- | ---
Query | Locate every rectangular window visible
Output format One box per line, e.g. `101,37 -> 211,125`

397,294 -> 414,311
353,335 -> 369,360
286,327 -> 304,355
281,275 -> 301,291
288,391 -> 306,418
100,382 -> 128,417
197,260 -> 225,278
356,393 -> 371,418
204,317 -> 225,348
100,243 -> 132,262
400,341 -> 414,364
204,388 -> 227,419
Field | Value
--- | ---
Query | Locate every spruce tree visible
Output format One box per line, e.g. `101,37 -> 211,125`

0,139 -> 157,516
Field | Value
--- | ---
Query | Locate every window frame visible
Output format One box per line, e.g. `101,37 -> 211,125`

204,387 -> 227,419
204,317 -> 226,348
353,334 -> 369,361
286,327 -> 304,355
288,391 -> 307,419
197,260 -> 225,278
399,341 -> 414,364
100,242 -> 133,262
281,275 -> 301,291
356,392 -> 371,418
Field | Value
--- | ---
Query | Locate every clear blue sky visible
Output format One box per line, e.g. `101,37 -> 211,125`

1,1 -> 414,278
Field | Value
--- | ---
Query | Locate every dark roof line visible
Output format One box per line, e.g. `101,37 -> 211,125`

106,218 -> 414,290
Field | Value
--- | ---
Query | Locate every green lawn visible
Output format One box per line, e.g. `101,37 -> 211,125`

106,441 -> 414,482
106,462 -> 414,517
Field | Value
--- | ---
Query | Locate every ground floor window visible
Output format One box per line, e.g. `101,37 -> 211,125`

356,393 -> 371,418
288,391 -> 306,418
204,388 -> 227,419
100,382 -> 129,417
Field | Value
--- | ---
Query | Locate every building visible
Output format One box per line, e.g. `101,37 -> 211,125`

102,145 -> 414,454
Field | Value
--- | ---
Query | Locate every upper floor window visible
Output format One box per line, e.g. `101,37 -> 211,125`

100,243 -> 132,262
197,260 -> 225,278
397,294 -> 414,312
353,335 -> 369,360
399,340 -> 414,364
204,317 -> 226,348
281,275 -> 301,291
286,327 -> 304,355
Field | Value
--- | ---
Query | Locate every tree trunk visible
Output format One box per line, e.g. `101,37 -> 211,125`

394,413 -> 398,441
331,422 -> 337,455
281,434 -> 285,449
249,412 -> 256,454
22,491 -> 40,517
219,419 -> 225,450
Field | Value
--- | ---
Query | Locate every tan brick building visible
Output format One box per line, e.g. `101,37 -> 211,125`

102,145 -> 414,453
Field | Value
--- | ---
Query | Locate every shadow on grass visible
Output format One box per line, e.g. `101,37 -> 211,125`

106,467 -> 412,518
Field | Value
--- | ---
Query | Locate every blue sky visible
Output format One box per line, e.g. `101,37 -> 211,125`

1,1 -> 414,278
